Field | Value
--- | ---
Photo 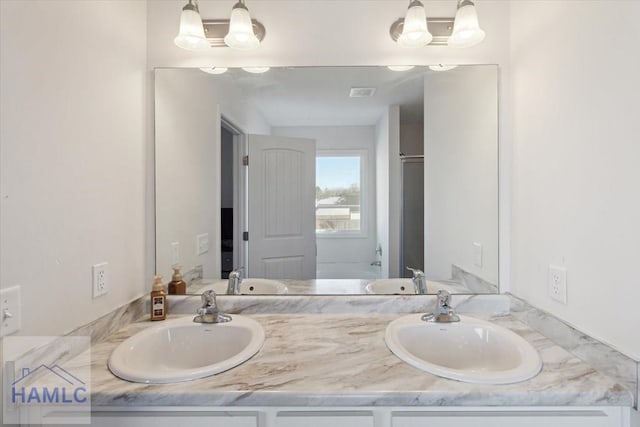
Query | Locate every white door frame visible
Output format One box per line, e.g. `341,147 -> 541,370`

220,116 -> 248,274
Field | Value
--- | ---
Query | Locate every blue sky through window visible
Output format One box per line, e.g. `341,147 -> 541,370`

316,156 -> 360,190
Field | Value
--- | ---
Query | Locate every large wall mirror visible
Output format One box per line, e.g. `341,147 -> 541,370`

155,65 -> 498,296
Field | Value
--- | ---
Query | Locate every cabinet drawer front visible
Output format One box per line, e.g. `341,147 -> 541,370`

89,411 -> 258,427
276,410 -> 374,427
392,410 -> 613,427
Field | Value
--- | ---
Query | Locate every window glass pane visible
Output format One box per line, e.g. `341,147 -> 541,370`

316,156 -> 361,232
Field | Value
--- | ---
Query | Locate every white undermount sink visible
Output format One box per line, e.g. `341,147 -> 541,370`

385,314 -> 542,384
240,279 -> 288,295
108,315 -> 264,384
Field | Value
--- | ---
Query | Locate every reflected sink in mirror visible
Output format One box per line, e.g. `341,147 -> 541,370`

240,278 -> 288,295
193,278 -> 288,295
385,314 -> 542,384
365,279 -> 462,295
108,315 -> 264,384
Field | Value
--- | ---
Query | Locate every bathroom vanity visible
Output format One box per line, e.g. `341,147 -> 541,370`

56,294 -> 635,427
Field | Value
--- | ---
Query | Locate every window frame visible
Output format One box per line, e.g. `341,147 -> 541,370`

315,149 -> 368,239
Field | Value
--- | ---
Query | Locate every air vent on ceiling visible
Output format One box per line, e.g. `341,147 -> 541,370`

349,87 -> 376,98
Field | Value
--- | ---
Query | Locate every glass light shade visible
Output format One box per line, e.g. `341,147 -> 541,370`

242,67 -> 270,74
429,64 -> 458,72
224,3 -> 260,50
387,65 -> 416,72
448,3 -> 486,48
200,67 -> 229,75
174,4 -> 209,51
397,1 -> 432,48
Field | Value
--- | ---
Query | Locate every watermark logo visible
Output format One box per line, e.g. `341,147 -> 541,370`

3,336 -> 91,424
11,364 -> 88,405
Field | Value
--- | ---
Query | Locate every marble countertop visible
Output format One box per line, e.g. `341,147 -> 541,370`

90,312 -> 633,408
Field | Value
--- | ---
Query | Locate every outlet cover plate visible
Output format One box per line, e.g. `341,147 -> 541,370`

548,265 -> 568,304
0,286 -> 22,337
92,262 -> 108,298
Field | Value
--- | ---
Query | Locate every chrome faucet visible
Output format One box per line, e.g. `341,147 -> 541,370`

193,290 -> 231,324
227,268 -> 243,295
422,290 -> 460,323
406,267 -> 427,294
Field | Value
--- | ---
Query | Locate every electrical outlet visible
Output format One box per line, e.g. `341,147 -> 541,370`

196,233 -> 209,255
171,242 -> 180,265
0,286 -> 22,337
92,262 -> 108,298
548,265 -> 567,304
473,242 -> 483,267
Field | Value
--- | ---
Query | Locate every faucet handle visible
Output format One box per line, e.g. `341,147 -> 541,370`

194,290 -> 231,324
436,289 -> 451,306
422,289 -> 460,323
406,266 -> 424,278
229,267 -> 244,278
200,289 -> 217,308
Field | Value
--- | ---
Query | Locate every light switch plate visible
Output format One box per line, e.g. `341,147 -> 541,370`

196,233 -> 210,255
0,286 -> 22,337
171,241 -> 180,265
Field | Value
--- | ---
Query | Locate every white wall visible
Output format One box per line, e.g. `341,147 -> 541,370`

0,0 -> 147,336
147,0 -> 510,68
375,113 -> 390,279
388,106 -> 402,278
155,70 -> 221,282
272,126 -> 378,276
424,66 -> 499,284
509,1 -> 640,359
374,106 -> 401,278
155,69 -> 270,281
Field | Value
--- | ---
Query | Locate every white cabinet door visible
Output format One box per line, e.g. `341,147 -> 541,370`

276,410 -> 374,427
88,411 -> 258,427
393,410 -> 617,427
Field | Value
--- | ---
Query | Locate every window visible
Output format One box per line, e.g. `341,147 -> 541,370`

315,152 -> 365,235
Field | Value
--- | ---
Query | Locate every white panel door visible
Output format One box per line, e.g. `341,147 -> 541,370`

248,134 -> 316,279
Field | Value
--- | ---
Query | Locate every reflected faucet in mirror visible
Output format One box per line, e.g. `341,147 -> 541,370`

227,268 -> 243,295
406,267 -> 427,294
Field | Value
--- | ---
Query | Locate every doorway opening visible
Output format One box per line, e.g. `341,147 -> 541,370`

220,118 -> 246,279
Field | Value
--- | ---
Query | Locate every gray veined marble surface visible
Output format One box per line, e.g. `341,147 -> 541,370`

509,294 -> 639,407
167,293 -> 512,316
88,312 -> 633,408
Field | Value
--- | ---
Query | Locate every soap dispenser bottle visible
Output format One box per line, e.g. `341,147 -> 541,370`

168,266 -> 187,295
150,275 -> 167,321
